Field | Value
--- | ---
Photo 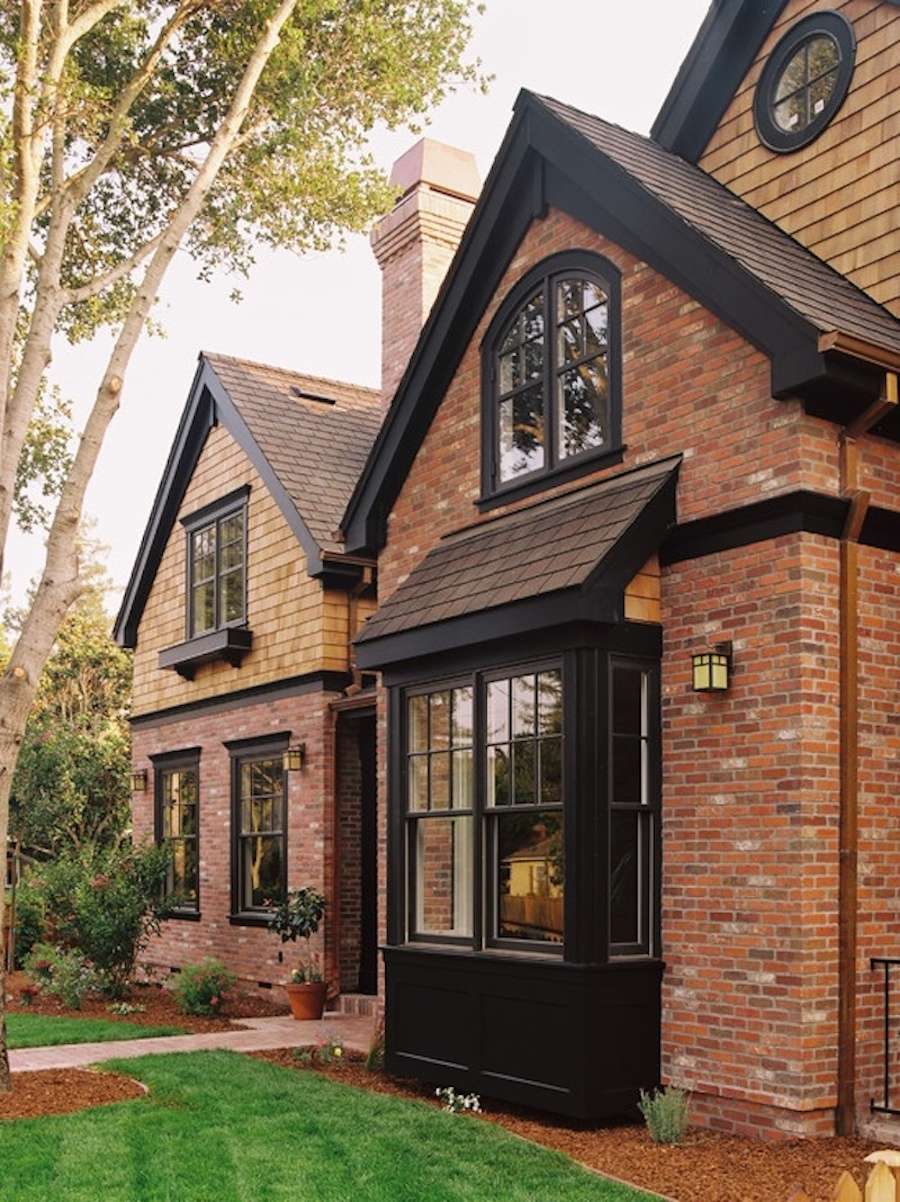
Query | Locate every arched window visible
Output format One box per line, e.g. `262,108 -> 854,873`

481,252 -> 622,504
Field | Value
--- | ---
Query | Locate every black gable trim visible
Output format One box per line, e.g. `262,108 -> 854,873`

651,0 -> 790,163
342,90 -> 865,558
113,357 -> 325,650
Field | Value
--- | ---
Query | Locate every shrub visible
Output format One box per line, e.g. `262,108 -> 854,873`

293,1038 -> 344,1067
173,958 -> 236,1016
17,843 -> 173,997
365,1024 -> 385,1073
24,943 -> 97,1010
12,876 -> 46,967
638,1086 -> 691,1145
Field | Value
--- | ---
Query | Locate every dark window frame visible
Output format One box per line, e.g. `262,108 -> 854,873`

479,251 -> 623,511
607,657 -> 661,959
182,485 -> 250,641
401,656 -> 566,957
226,732 -> 289,925
151,748 -> 202,919
754,12 -> 856,154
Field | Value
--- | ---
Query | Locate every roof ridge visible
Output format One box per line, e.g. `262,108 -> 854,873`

532,91 -> 900,340
202,351 -> 381,401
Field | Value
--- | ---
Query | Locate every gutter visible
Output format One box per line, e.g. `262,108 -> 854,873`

835,364 -> 898,1136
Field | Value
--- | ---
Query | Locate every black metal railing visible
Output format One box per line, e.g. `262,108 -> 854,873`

871,958 -> 900,1115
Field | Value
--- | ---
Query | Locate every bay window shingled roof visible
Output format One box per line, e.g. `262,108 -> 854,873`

204,353 -> 383,554
357,456 -> 680,649
536,93 -> 900,357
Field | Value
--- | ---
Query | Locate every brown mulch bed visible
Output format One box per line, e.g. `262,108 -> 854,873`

5,970 -> 288,1034
0,1069 -> 145,1120
254,1049 -> 880,1202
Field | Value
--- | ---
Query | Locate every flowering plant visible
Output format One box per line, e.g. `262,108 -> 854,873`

436,1087 -> 482,1115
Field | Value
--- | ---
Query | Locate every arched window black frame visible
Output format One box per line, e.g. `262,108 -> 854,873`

479,251 -> 623,510
754,12 -> 856,154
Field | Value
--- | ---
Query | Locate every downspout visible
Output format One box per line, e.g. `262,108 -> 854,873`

835,369 -> 898,1135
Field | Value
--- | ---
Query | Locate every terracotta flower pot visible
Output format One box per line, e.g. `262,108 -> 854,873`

286,980 -> 327,1021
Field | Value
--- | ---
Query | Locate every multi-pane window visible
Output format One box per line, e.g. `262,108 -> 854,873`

771,33 -> 841,135
234,753 -> 286,913
406,687 -> 474,938
486,670 -> 564,947
609,663 -> 655,955
156,760 -> 199,912
490,257 -> 618,492
188,507 -> 246,638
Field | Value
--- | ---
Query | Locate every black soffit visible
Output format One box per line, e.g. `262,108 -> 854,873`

652,0 -> 791,162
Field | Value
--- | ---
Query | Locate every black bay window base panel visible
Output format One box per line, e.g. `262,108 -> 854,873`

158,626 -> 253,679
383,945 -> 662,1120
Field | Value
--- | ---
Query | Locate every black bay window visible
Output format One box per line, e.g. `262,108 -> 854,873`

153,750 -> 200,916
400,652 -> 657,960
228,736 -> 288,920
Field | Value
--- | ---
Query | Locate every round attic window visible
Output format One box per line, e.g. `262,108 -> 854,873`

754,12 -> 856,153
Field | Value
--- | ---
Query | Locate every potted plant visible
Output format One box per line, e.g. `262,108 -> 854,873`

268,888 -> 327,1020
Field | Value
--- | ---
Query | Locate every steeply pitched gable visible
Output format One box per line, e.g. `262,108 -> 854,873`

114,354 -> 381,648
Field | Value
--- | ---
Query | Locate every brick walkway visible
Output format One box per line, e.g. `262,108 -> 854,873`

10,1013 -> 375,1073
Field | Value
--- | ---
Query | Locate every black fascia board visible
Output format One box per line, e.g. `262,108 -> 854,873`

342,89 -> 826,558
113,358 -> 214,648
113,355 -> 326,650
340,108 -> 542,556
651,0 -> 789,163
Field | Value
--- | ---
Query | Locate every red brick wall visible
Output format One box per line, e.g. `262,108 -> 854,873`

371,204 -> 900,1137
131,687 -> 340,999
336,713 -> 363,992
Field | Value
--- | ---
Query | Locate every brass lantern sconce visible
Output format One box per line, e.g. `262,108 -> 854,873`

692,641 -> 733,693
283,744 -> 306,773
130,768 -> 148,793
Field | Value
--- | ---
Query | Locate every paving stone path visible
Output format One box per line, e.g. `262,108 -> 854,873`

10,1013 -> 375,1073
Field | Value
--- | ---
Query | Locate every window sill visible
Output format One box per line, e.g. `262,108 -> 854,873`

158,626 -> 253,680
164,909 -> 201,922
228,912 -> 273,928
477,446 -> 625,513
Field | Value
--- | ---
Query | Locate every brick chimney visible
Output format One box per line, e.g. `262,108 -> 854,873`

371,138 -> 480,405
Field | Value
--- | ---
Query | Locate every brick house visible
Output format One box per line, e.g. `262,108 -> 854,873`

119,0 -> 900,1141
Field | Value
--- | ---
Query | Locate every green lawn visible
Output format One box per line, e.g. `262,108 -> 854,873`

0,1052 -> 657,1201
7,1012 -> 185,1049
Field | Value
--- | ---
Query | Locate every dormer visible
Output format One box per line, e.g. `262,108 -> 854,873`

654,1 -> 900,317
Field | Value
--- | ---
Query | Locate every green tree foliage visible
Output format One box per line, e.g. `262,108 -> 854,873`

9,583 -> 132,860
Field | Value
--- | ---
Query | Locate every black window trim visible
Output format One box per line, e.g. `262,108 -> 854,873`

183,484 -> 250,641
401,656 -> 566,958
478,251 -> 623,510
225,732 -> 290,926
753,11 -> 856,155
151,747 -> 202,920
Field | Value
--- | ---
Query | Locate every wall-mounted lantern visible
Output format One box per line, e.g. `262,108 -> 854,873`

692,641 -> 733,693
130,768 -> 148,793
283,744 -> 306,772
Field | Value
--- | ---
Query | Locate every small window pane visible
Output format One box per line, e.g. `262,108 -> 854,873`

774,90 -> 806,132
538,671 -> 562,735
409,696 -> 428,753
414,816 -> 473,937
499,348 -> 520,395
430,751 -> 451,811
774,43 -> 809,102
192,582 -> 215,635
539,737 -> 562,805
242,836 -> 283,909
452,749 -> 473,810
557,279 -> 583,320
583,281 -> 605,311
487,680 -> 510,744
613,668 -> 645,736
613,737 -> 644,807
585,302 -> 608,356
498,388 -> 545,482
221,569 -> 244,623
512,740 -> 536,806
429,692 -> 451,751
512,675 -> 536,738
452,687 -> 473,746
807,34 -> 839,80
168,839 -> 198,905
495,811 -> 564,943
557,319 -> 583,365
408,755 -> 428,812
522,293 -> 545,340
610,810 -> 641,946
524,336 -> 544,382
558,357 -> 608,460
219,512 -> 243,547
809,68 -> 839,118
487,743 -> 511,807
220,539 -> 243,571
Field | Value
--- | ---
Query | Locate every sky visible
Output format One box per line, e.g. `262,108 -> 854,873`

7,0 -> 711,610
